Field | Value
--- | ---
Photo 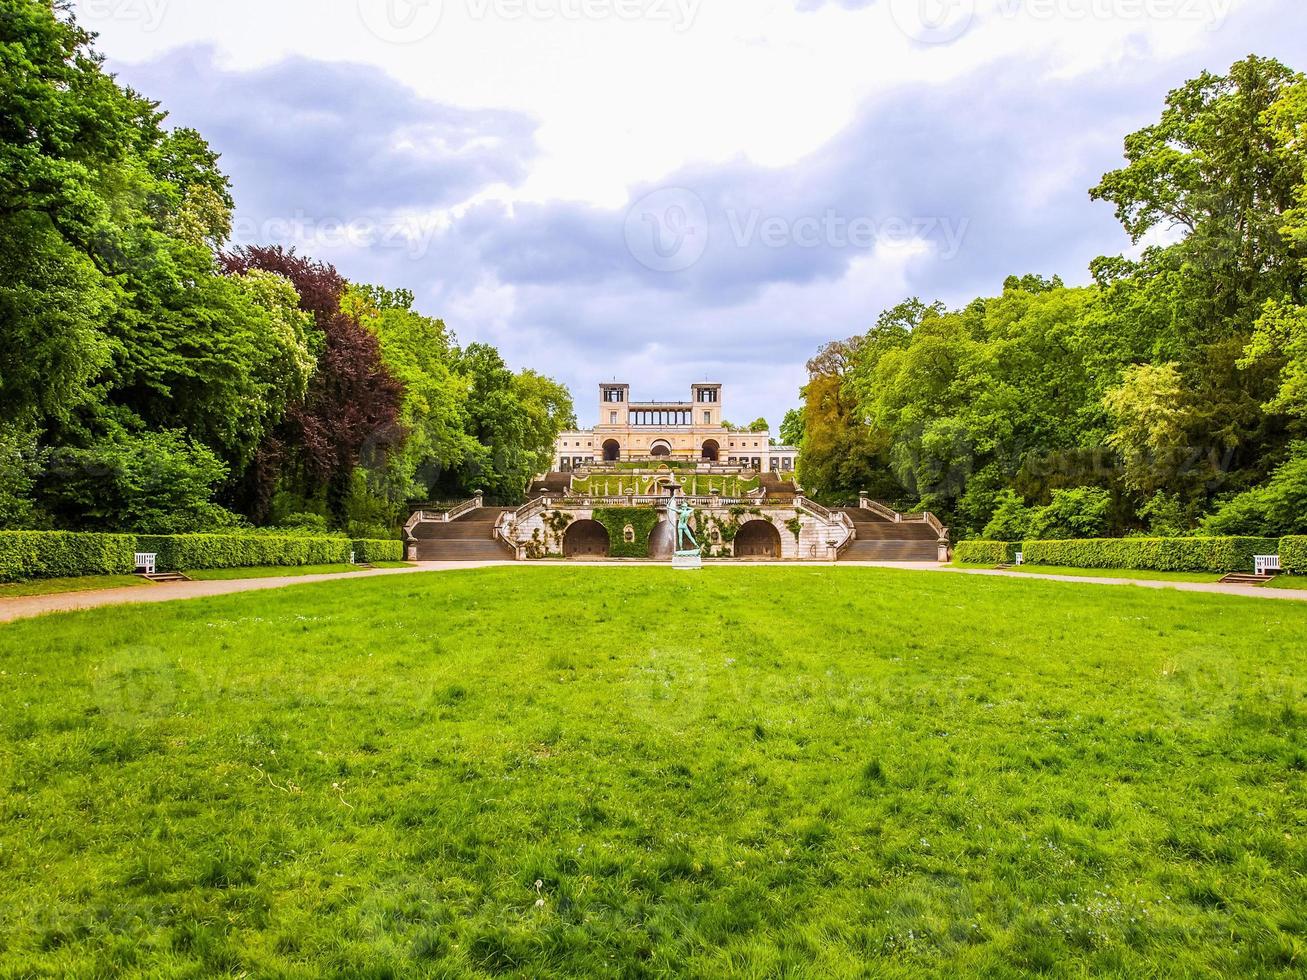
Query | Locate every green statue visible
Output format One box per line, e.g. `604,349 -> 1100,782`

668,493 -> 699,552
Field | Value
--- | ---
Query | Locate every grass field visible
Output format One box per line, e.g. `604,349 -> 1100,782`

994,564 -> 1225,583
0,575 -> 152,598
1,567 -> 1304,976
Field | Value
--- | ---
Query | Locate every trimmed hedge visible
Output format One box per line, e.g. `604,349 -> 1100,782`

137,535 -> 353,572
1021,537 -> 1279,574
0,532 -> 137,583
1282,537 -> 1307,573
955,540 -> 1017,565
352,539 -> 405,563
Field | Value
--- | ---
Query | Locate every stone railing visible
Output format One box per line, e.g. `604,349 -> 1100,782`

404,492 -> 483,539
795,496 -> 835,522
903,511 -> 948,539
859,495 -> 902,522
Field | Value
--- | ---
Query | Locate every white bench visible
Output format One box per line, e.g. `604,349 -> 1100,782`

1255,555 -> 1280,576
134,552 -> 157,576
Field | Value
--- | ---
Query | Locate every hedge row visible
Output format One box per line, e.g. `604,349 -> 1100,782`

352,538 -> 405,564
1022,537 -> 1280,573
1283,537 -> 1307,572
954,540 -> 1017,565
0,532 -> 136,583
0,531 -> 406,581
958,536 -> 1282,573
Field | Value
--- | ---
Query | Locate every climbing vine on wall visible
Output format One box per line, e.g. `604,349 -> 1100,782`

592,508 -> 659,558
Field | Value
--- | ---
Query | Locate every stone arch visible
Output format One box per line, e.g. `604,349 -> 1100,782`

563,520 -> 610,558
602,439 -> 621,462
701,439 -> 720,462
734,519 -> 782,559
650,440 -> 672,458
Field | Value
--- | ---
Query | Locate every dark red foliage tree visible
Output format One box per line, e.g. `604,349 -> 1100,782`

220,246 -> 404,521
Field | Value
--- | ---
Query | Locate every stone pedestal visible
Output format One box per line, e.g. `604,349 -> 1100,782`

673,550 -> 703,570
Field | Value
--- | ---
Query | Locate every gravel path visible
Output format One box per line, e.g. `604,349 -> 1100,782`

3,560 -> 1303,624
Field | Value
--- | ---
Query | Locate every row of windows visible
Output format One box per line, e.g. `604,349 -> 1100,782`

629,411 -> 694,426
603,388 -> 720,404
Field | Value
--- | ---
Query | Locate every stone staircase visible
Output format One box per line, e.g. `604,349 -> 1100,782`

410,507 -> 516,561
529,472 -> 572,497
757,472 -> 798,499
837,508 -> 940,562
1219,572 -> 1277,587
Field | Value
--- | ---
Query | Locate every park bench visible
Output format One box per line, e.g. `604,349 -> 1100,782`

1255,555 -> 1281,576
134,552 -> 157,575
1220,555 -> 1280,586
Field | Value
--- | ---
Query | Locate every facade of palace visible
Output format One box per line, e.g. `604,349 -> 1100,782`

555,382 -> 799,472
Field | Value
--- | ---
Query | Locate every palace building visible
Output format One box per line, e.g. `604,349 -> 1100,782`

555,382 -> 799,473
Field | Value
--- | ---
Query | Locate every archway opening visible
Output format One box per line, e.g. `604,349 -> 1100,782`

563,520 -> 611,559
734,520 -> 782,560
602,440 -> 621,462
701,439 -> 720,462
650,441 -> 672,458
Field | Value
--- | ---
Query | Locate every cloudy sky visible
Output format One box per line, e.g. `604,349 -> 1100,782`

77,0 -> 1306,427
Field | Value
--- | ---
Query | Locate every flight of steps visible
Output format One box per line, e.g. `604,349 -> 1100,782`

410,507 -> 516,561
837,508 -> 940,562
529,472 -> 572,497
758,472 -> 798,498
1219,572 -> 1277,587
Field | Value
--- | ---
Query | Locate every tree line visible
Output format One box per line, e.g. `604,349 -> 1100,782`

790,56 -> 1307,541
0,1 -> 575,537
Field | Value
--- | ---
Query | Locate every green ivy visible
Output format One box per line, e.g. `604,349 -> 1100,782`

592,508 -> 660,558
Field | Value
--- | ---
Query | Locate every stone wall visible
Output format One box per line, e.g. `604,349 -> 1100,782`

504,502 -> 846,561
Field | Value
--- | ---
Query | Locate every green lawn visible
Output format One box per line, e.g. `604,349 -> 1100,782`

184,563 -> 366,581
184,562 -> 415,581
1,567 -> 1303,976
0,574 -> 151,598
963,563 -> 1225,583
1266,575 -> 1307,591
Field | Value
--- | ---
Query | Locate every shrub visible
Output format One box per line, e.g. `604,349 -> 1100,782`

1200,444 -> 1307,537
1026,487 -> 1113,540
955,540 -> 1017,565
1282,537 -> 1307,573
982,491 -> 1032,541
352,539 -> 404,563
137,535 -> 352,572
1021,537 -> 1279,573
0,531 -> 136,582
